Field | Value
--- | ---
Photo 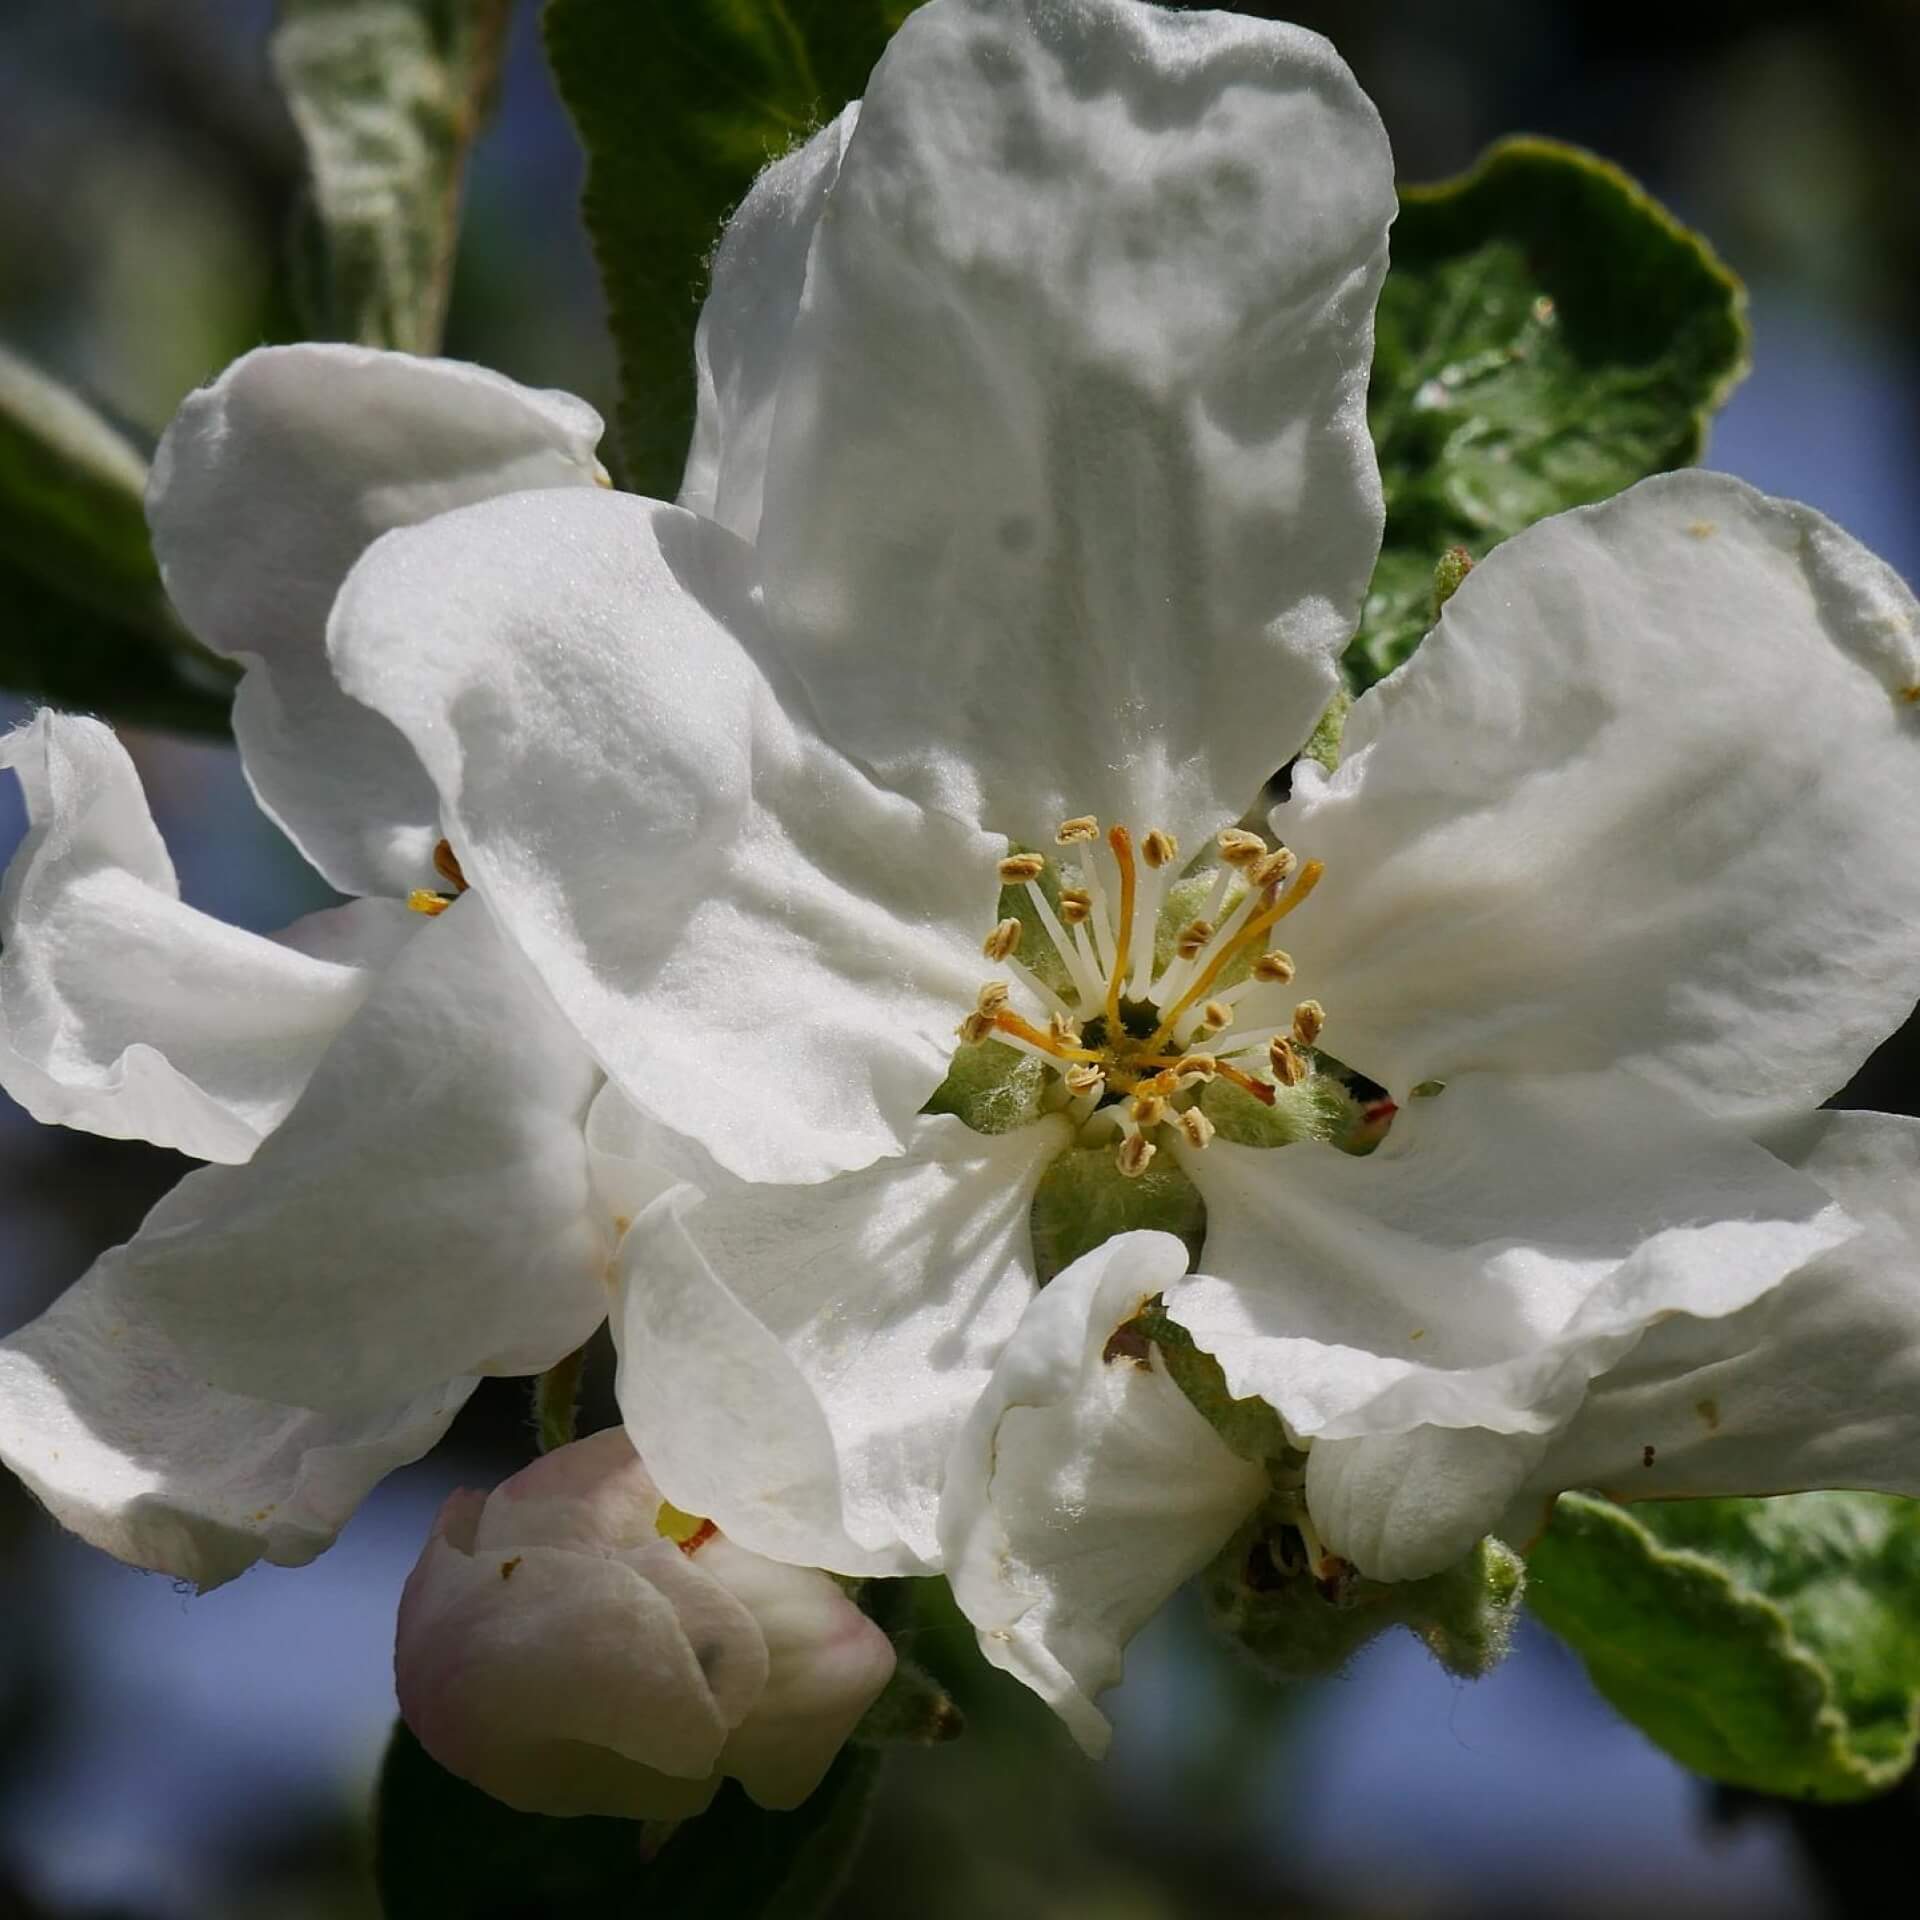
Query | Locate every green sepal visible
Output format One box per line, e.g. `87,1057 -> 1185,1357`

0,347 -> 235,734
1527,1491 -> 1920,1802
850,1656 -> 965,1749
544,0 -> 922,497
1297,690 -> 1351,775
1134,1307 -> 1297,1470
1209,1512 -> 1524,1685
374,1721 -> 881,1918
1200,1066 -> 1359,1151
273,0 -> 513,354
923,1039 -> 1047,1136
1028,1143 -> 1205,1286
1351,137 -> 1748,687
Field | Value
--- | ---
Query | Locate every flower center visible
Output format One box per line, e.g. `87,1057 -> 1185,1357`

958,816 -> 1327,1177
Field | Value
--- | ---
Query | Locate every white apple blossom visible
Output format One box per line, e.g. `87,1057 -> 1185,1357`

395,1427 -> 895,1819
307,0 -> 1920,1752
0,347 -> 621,1586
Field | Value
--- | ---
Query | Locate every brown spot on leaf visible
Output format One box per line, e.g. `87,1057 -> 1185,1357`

499,1555 -> 522,1581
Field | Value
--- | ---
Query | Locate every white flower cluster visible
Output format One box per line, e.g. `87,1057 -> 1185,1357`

4,0 -> 1920,1808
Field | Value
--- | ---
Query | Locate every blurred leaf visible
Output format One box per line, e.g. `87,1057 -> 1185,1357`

1528,1491 -> 1920,1801
544,0 -> 922,497
0,346 -> 234,734
375,1721 -> 881,1919
1351,137 -> 1749,686
274,0 -> 513,353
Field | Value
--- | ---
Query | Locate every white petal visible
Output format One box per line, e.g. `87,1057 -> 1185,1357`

752,0 -> 1392,850
1165,1071 -> 1847,1448
1305,1425 -> 1551,1584
681,109 -> 857,542
0,712 -> 413,1161
940,1230 -> 1266,1757
699,1536 -> 897,1811
148,345 -> 605,895
88,898 -> 608,1412
1500,1108 -> 1920,1543
614,1113 -> 1069,1577
0,1268 -> 468,1588
1275,472 -> 1920,1121
330,487 -> 1000,1183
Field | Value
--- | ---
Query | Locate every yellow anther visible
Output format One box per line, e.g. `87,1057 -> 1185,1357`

432,838 -> 468,894
1268,1036 -> 1306,1086
1292,999 -> 1326,1047
1142,829 -> 1178,869
1056,815 -> 1100,844
1175,918 -> 1215,960
976,981 -> 1011,1016
1252,949 -> 1296,984
1173,1053 -> 1217,1081
407,889 -> 451,916
998,852 -> 1047,884
1218,828 -> 1267,868
1059,887 -> 1093,925
958,1011 -> 995,1046
1200,999 -> 1232,1033
1129,1091 -> 1169,1130
1116,1134 -> 1157,1179
1249,848 -> 1298,891
1177,1108 -> 1216,1150
982,917 -> 1023,961
1064,1064 -> 1106,1097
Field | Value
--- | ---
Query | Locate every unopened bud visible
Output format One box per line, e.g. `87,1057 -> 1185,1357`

395,1429 -> 895,1820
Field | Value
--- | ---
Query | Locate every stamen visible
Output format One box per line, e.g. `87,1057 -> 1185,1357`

1058,887 -> 1093,925
1252,949 -> 1296,985
407,889 -> 451,916
1056,815 -> 1099,845
1129,1090 -> 1168,1131
982,917 -> 1023,962
1116,1133 -> 1157,1179
1105,825 -> 1138,1031
1248,848 -> 1298,890
957,1011 -> 995,1046
432,838 -> 468,893
1130,828 -> 1172,994
1024,879 -> 1104,1007
1199,1000 -> 1232,1034
1292,999 -> 1326,1047
1213,1058 -> 1278,1106
1048,1010 -> 1083,1045
1268,1036 -> 1306,1086
998,853 -> 1047,884
976,982 -> 1011,1016
1175,918 -> 1215,961
1064,1064 -> 1105,1097
1079,848 -> 1118,977
1142,830 -> 1178,869
1176,1108 -> 1216,1150
1146,858 -> 1325,1051
1004,954 -> 1071,1021
1217,827 -> 1267,868
991,1009 -> 1104,1064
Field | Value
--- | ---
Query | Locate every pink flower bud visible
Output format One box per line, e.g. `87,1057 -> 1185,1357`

394,1427 -> 895,1819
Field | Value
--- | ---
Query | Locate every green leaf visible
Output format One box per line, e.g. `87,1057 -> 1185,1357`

274,0 -> 514,354
0,347 -> 234,735
375,1721 -> 881,1919
1527,1491 -> 1920,1801
543,0 -> 920,498
1351,137 -> 1749,687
